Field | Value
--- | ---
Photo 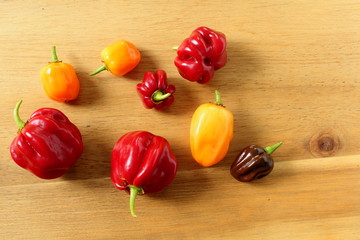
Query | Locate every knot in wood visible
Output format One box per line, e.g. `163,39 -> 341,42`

318,136 -> 335,152
309,132 -> 340,157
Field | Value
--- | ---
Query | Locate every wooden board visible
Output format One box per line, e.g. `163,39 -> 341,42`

1,1 -> 360,239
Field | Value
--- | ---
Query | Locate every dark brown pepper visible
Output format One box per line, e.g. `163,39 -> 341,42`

230,142 -> 282,182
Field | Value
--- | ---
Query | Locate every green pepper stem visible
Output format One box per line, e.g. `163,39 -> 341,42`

14,100 -> 26,130
152,90 -> 171,102
264,142 -> 283,155
90,64 -> 107,76
51,46 -> 60,62
214,90 -> 222,105
129,185 -> 143,217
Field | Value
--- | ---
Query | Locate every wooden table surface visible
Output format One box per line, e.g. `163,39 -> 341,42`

1,1 -> 360,239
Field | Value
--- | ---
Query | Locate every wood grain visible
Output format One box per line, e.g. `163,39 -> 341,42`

1,0 -> 360,239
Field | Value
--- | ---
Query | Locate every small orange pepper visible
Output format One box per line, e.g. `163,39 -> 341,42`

190,90 -> 234,167
40,46 -> 80,102
90,40 -> 141,77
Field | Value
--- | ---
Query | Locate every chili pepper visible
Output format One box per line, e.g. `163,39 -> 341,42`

40,46 -> 80,102
111,131 -> 178,217
230,142 -> 283,182
90,40 -> 141,76
9,100 -> 83,179
174,26 -> 227,84
136,70 -> 176,110
190,90 -> 233,167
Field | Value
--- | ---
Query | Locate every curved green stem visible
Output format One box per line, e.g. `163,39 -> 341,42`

129,185 -> 143,217
14,100 -> 26,130
264,142 -> 283,155
152,90 -> 171,102
214,90 -> 222,105
51,46 -> 60,62
90,64 -> 107,76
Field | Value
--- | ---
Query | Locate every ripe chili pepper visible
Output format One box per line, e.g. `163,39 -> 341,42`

136,70 -> 176,110
190,90 -> 233,167
40,46 -> 80,102
111,131 -> 178,217
230,142 -> 283,182
9,100 -> 83,179
90,40 -> 141,76
174,26 -> 227,84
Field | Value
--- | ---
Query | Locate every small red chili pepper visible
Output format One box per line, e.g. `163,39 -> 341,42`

111,131 -> 178,217
10,100 -> 83,179
136,70 -> 176,110
174,26 -> 227,84
230,142 -> 282,182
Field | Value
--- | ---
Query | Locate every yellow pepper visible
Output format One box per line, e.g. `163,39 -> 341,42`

40,46 -> 80,102
90,40 -> 141,77
190,90 -> 234,167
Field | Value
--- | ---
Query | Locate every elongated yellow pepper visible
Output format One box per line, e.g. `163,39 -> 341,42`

190,90 -> 234,167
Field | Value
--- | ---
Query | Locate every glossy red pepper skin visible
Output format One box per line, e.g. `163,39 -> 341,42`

10,101 -> 83,179
136,70 -> 176,110
111,131 -> 178,217
174,26 -> 227,84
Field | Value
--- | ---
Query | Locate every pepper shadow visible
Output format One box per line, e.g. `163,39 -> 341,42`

193,41 -> 264,172
59,48 -> 106,107
204,40 -> 263,90
154,76 -> 200,116
232,157 -> 297,188
146,167 -> 213,205
121,48 -> 160,82
160,41 -> 263,115
61,126 -> 114,181
67,70 -> 104,106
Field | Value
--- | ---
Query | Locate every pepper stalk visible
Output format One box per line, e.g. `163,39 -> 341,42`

51,46 -> 61,62
89,65 -> 108,76
152,90 -> 171,103
214,90 -> 222,105
13,100 -> 26,131
264,142 -> 283,155
129,185 -> 144,217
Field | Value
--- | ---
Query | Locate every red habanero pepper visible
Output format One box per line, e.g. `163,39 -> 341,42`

174,26 -> 227,84
136,70 -> 176,110
111,131 -> 178,217
10,100 -> 83,179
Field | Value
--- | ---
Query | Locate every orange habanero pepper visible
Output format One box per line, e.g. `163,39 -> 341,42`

90,40 -> 141,77
40,46 -> 80,102
190,90 -> 234,167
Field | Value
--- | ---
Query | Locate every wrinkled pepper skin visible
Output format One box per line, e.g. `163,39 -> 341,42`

10,100 -> 83,179
136,70 -> 176,110
90,40 -> 141,76
230,142 -> 282,182
190,91 -> 233,167
174,26 -> 227,84
111,131 -> 178,217
40,46 -> 80,102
